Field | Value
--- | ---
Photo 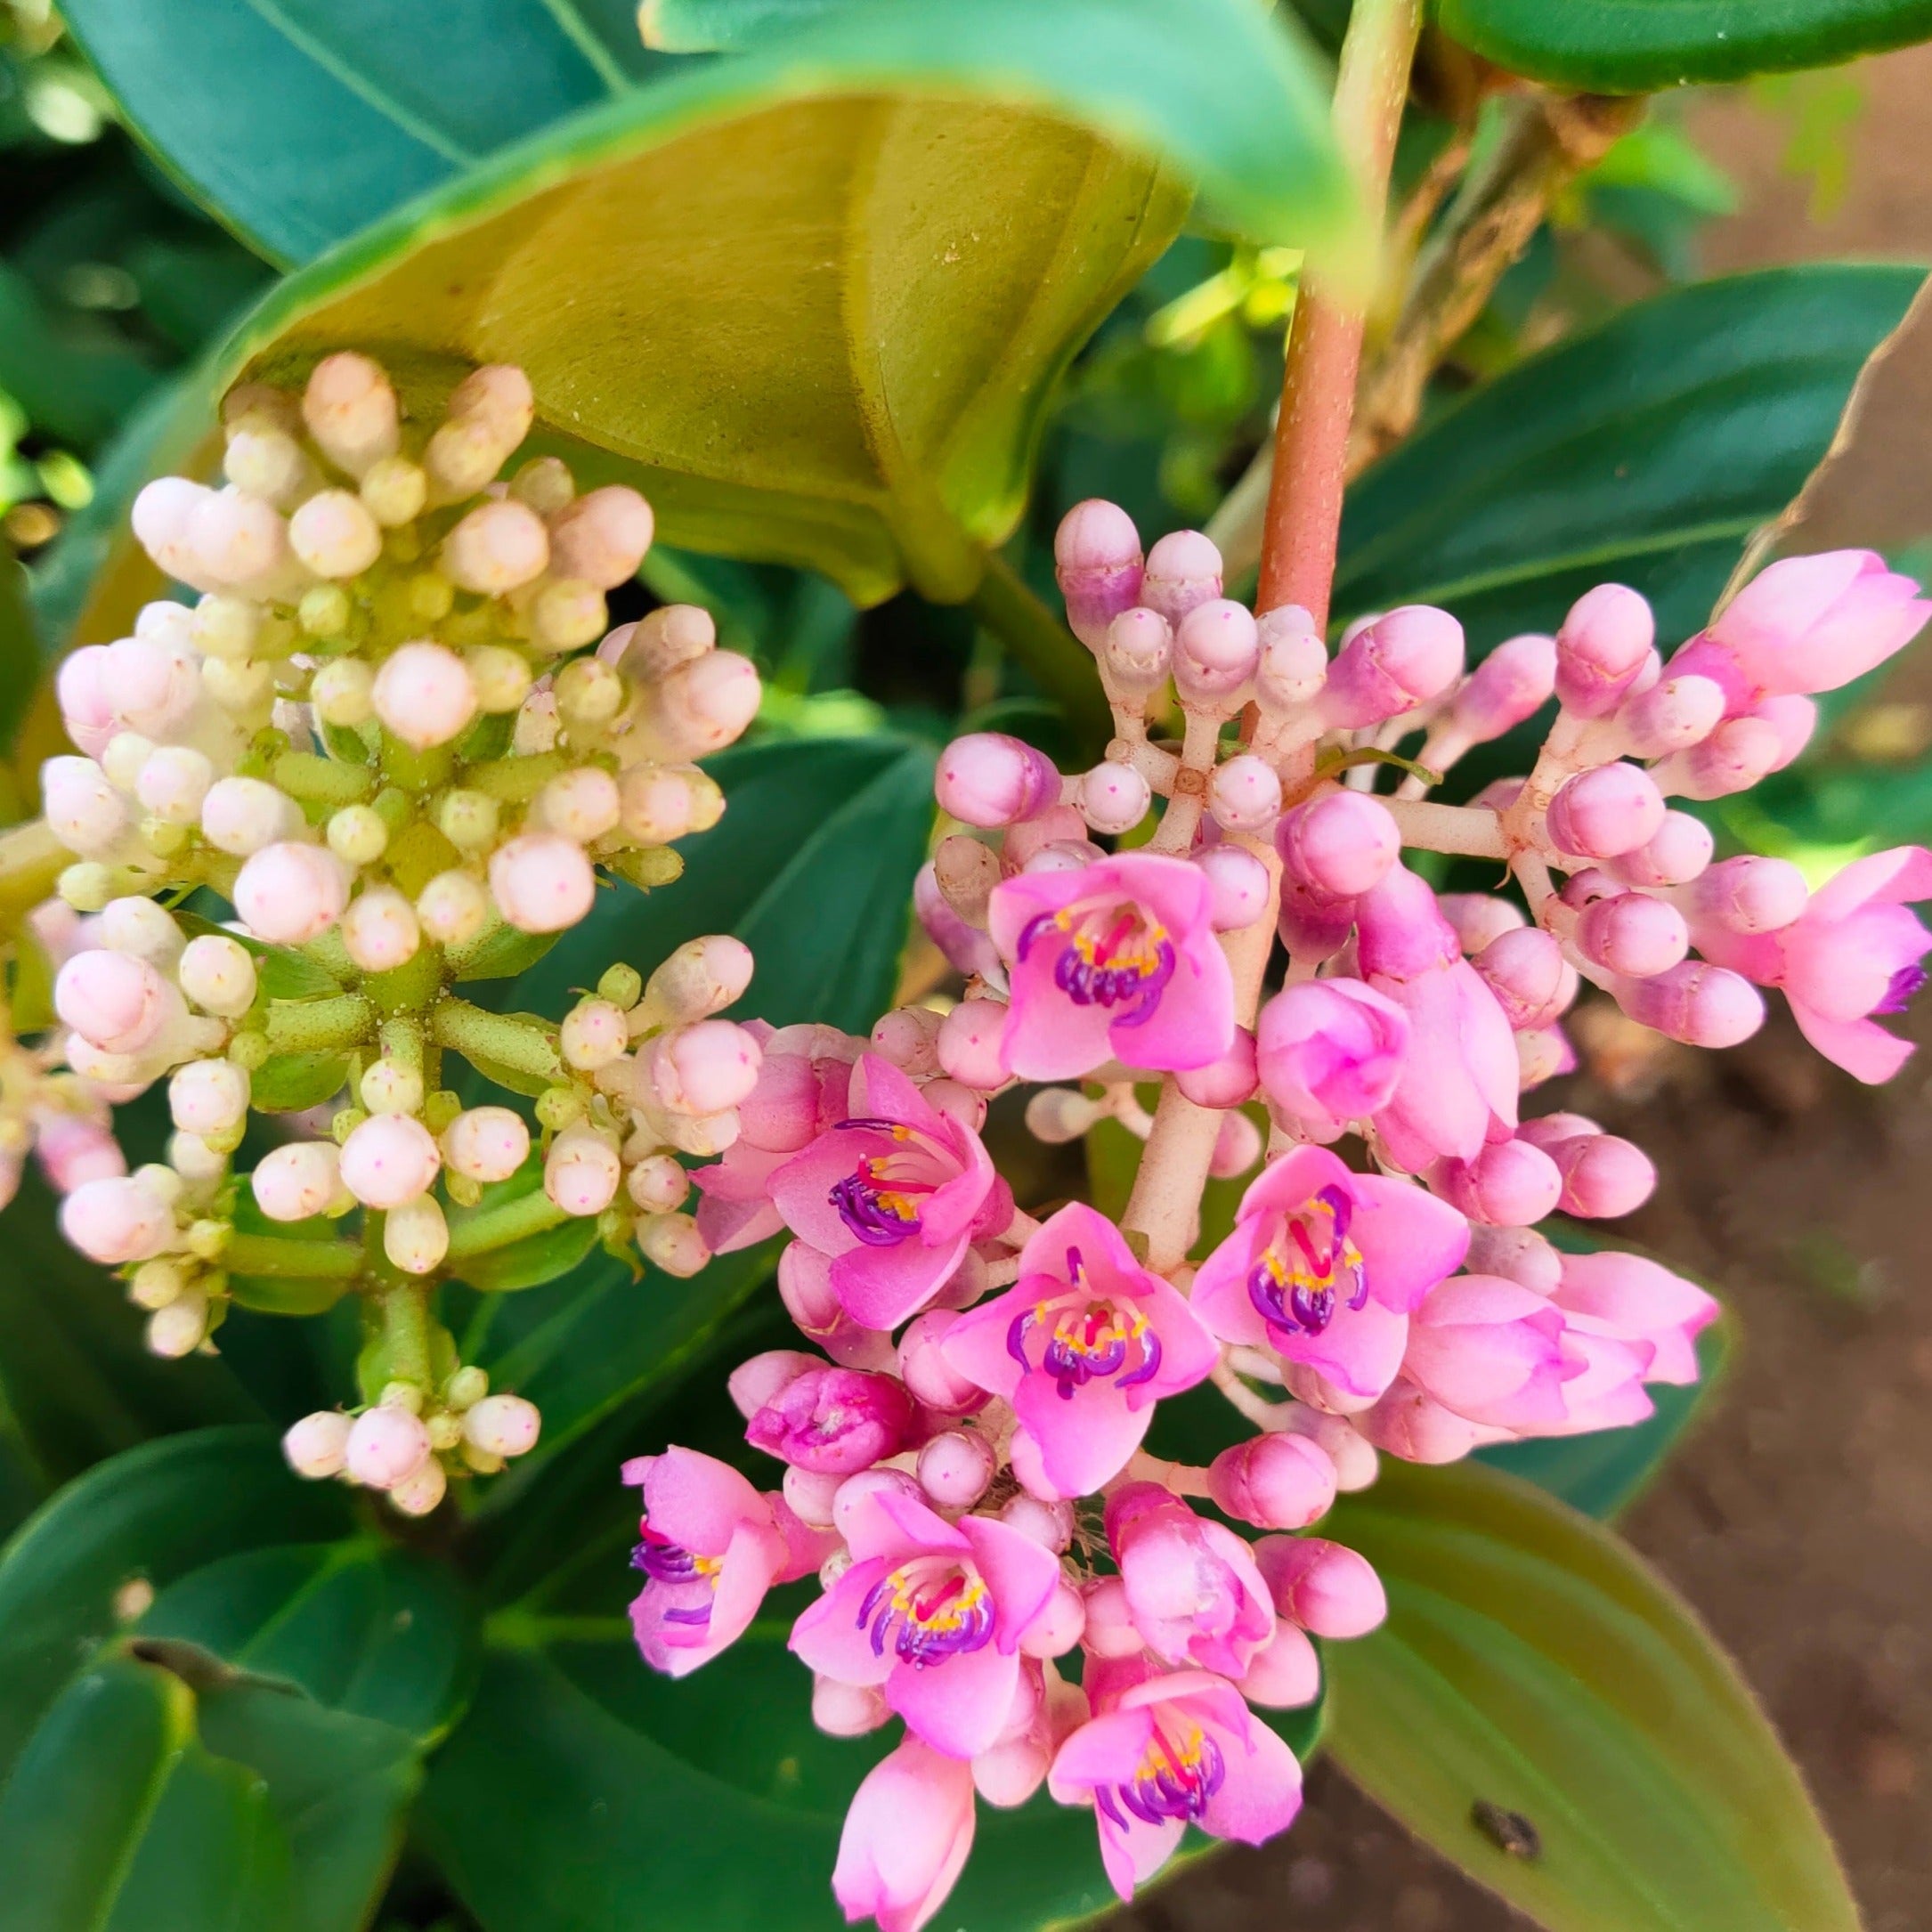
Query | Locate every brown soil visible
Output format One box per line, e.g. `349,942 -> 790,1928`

1118,52 -> 1932,1932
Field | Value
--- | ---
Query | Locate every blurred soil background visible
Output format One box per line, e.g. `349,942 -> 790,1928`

1121,42 -> 1932,1932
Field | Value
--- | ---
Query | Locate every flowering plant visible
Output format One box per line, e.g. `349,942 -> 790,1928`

0,1 -> 1926,1929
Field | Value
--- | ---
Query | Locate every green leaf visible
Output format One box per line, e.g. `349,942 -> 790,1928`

1437,0 -> 1932,91
0,544 -> 42,771
1335,264 -> 1926,658
640,0 -> 839,50
0,1426 -> 350,1785
173,908 -> 345,1001
445,1157 -> 602,1295
202,0 -> 1352,606
59,0 -> 658,266
248,1048 -> 353,1113
1324,1458 -> 1860,1932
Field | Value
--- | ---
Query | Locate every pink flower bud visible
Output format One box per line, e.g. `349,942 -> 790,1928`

537,767 -> 621,844
642,1019 -> 761,1116
303,353 -> 400,476
641,650 -> 761,760
1620,674 -> 1725,759
55,949 -> 172,1054
1556,583 -> 1654,717
136,746 -> 215,824
169,1059 -> 248,1137
1574,891 -> 1689,978
1465,1222 -> 1564,1293
1256,978 -> 1408,1131
345,1406 -> 431,1490
1053,499 -> 1143,646
1433,1137 -> 1562,1227
1176,1027 -> 1258,1108
617,765 -> 715,845
37,1113 -> 126,1193
561,998 -> 629,1070
1172,598 -> 1260,707
745,1363 -> 912,1474
1544,1130 -> 1655,1218
60,1174 -> 174,1264
547,486 -> 654,588
188,488 -> 292,589
339,1113 -> 441,1209
1545,763 -> 1666,859
1017,1581 -> 1086,1663
463,1392 -> 541,1458
283,1410 -> 353,1479
869,1005 -> 943,1076
1467,927 -> 1569,1033
1609,810 -> 1714,889
1756,693 -> 1816,769
489,832 -> 595,934
813,1677 -> 889,1738
288,489 -> 382,578
1324,605 -> 1464,727
916,1429 -> 995,1508
1208,1433 -> 1338,1530
1254,1535 -> 1387,1636
1438,893 -> 1524,956
1141,529 -> 1223,625
1210,1109 -> 1262,1179
388,1457 -> 448,1516
341,888 -> 422,974
1075,759 -> 1150,836
371,642 -> 479,750
44,754 -> 132,856
897,1311 -> 987,1414
729,1348 -> 824,1418
1239,1620 -> 1322,1709
200,776 -> 299,857
1207,754 -> 1282,834
1277,790 -> 1400,898
936,998 -> 1007,1091
935,733 -> 1061,827
544,1124 -> 621,1215
1195,843 -> 1270,932
1655,716 -> 1782,800
442,498 -> 549,594
385,1194 -> 450,1274
1079,1576 -> 1143,1658
1617,960 -> 1766,1047
233,842 -> 351,945
1254,606 -> 1327,711
1101,606 -> 1172,692
252,1141 -> 343,1222
1001,1492 -> 1074,1552
1691,855 -> 1807,934
1449,633 -> 1556,742
442,1106 -> 531,1182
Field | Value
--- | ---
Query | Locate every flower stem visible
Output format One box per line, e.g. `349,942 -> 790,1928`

430,997 -> 564,1086
383,1278 -> 434,1389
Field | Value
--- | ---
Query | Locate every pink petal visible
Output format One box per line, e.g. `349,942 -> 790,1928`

887,1636 -> 1023,1758
789,1560 -> 896,1686
1789,998 -> 1916,1084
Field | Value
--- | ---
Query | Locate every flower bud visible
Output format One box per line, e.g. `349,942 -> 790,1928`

418,871 -> 491,946
233,841 -> 351,946
1689,855 -> 1807,934
636,1210 -> 710,1277
42,1115 -> 128,1193
641,1019 -> 761,1116
537,767 -> 622,844
935,733 -> 1060,828
561,998 -> 629,1070
1254,605 -> 1327,713
189,487 -> 293,589
1432,1137 -> 1563,1227
328,805 -> 390,868
1470,926 -> 1571,1031
1324,605 -> 1464,727
1609,810 -> 1714,889
360,1058 -> 424,1116
147,1291 -> 210,1359
360,453 -> 427,525
897,1310 -> 986,1414
252,1141 -> 343,1222
463,1392 -> 541,1458
1021,1087 -> 1102,1145
1448,633 -> 1556,743
488,833 -> 596,934
201,776 -> 300,858
1556,583 -> 1655,717
288,489 -> 382,579
1002,1492 -> 1074,1552
1619,673 -> 1725,759
1257,978 -> 1408,1131
1756,693 -> 1816,770
1208,1433 -> 1338,1530
1254,1535 -> 1387,1637
60,1174 -> 175,1264
1196,842 -> 1271,931
371,642 -> 479,750
936,999 -> 1007,1091
55,949 -> 173,1054
136,746 -> 215,824
1277,790 -> 1399,898
1100,606 -> 1172,693
1209,1108 -> 1263,1180
745,1365 -> 912,1474
169,1059 -> 248,1138
545,1124 -> 621,1215
342,888 -> 422,974
442,1106 -> 531,1182
1054,499 -> 1143,646
1616,961 -> 1765,1048
312,657 -> 376,727
1172,598 -> 1260,708
917,1429 -> 995,1509
643,934 -> 755,1022
340,1112 -> 441,1209
1656,716 -> 1783,800
131,476 -> 210,584
1239,1621 -> 1322,1709
1075,759 -> 1150,836
303,353 -> 400,477
1141,529 -> 1222,624
389,1456 -> 448,1517
1019,839 -> 1103,875
547,486 -> 654,588
1205,753 -> 1281,835
1078,1576 -> 1143,1658
345,1406 -> 432,1491
813,1677 -> 889,1739
283,1410 -> 353,1479
1175,1027 -> 1258,1108
626,1154 -> 688,1216
442,498 -> 550,594
637,650 -> 761,760
43,756 -> 130,856
1544,1130 -> 1656,1218
1545,762 -> 1666,859
1574,891 -> 1689,979
869,1005 -> 943,1076
385,1193 -> 450,1275
1279,1407 -> 1379,1492
468,645 -> 535,716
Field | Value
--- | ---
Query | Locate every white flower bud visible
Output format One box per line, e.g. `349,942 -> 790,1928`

61,1173 -> 175,1265
200,655 -> 276,716
224,426 -> 310,507
384,1193 -> 449,1276
312,657 -> 376,727
465,645 -> 532,714
1024,1086 -> 1105,1144
189,593 -> 259,662
442,499 -> 549,595
489,833 -> 596,935
609,604 -> 713,680
1076,760 -> 1150,836
360,1057 -> 425,1116
358,454 -> 426,526
233,842 -> 351,946
339,1112 -> 440,1209
372,642 -> 479,750
555,655 -> 625,727
200,776 -> 300,856
130,1258 -> 187,1311
560,998 -> 629,1070
545,1123 -> 621,1216
345,1404 -> 431,1490
136,746 -> 215,824
54,948 -> 175,1054
289,489 -> 384,579
388,1453 -> 448,1515
328,804 -> 390,867
437,790 -> 499,852
98,896 -> 183,965
546,487 -> 653,589
169,1059 -> 249,1137
43,756 -> 130,856
511,456 -> 574,515
178,935 -> 257,1018
626,1153 -> 688,1214
1207,753 -> 1284,833
635,650 -> 760,761
147,1290 -> 209,1359
536,767 -> 621,843
131,476 -> 214,585
169,1131 -> 227,1187
636,1211 -> 709,1277
304,353 -> 402,478
341,887 -> 421,973
442,1106 -> 531,1183
283,1410 -> 353,1479
513,688 -> 559,756
101,731 -> 156,794
462,1393 -> 540,1458
642,935 -> 754,1023
529,580 -> 608,654
188,487 -> 293,590
253,1141 -> 344,1222
616,765 -> 718,845
417,871 -> 491,946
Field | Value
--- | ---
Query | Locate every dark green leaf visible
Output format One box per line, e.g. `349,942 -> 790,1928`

248,1049 -> 353,1113
174,909 -> 345,1001
446,1156 -> 602,1295
0,545 -> 41,767
1325,1458 -> 1860,1932
1336,265 -> 1925,658
1437,0 -> 1932,91
451,921 -> 564,985
0,259 -> 158,450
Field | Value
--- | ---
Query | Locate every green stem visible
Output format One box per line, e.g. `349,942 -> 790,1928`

383,1279 -> 434,1388
264,992 -> 376,1054
0,819 -> 68,929
970,550 -> 1112,753
445,1186 -> 574,1260
223,1232 -> 366,1279
430,997 -> 564,1085
272,751 -> 375,808
464,751 -> 571,804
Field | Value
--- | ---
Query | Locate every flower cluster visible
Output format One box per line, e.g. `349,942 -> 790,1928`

624,502 -> 1931,1928
34,353 -> 772,1508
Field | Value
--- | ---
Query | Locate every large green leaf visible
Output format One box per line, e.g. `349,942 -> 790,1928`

1335,264 -> 1925,657
1437,0 -> 1932,90
59,0 -> 658,266
1325,1458 -> 1859,1932
195,0 -> 1351,606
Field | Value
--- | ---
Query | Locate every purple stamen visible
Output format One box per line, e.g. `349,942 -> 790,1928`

1878,962 -> 1928,1015
856,1558 -> 995,1668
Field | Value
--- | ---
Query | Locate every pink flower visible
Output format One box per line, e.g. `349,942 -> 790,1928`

626,1447 -> 820,1676
1672,550 -> 1929,708
1400,1275 -> 1571,1430
1254,978 -> 1409,1137
833,1736 -> 977,1932
1697,847 -> 1932,1083
791,1485 -> 1059,1759
692,1023 -> 860,1252
765,1054 -> 1006,1329
1105,1485 -> 1276,1677
1190,1147 -> 1469,1408
743,1360 -> 913,1474
938,1203 -> 1217,1498
1540,1248 -> 1721,1433
1047,1660 -> 1303,1902
987,853 -> 1234,1080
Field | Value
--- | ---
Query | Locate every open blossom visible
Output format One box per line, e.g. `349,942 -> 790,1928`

1048,1659 -> 1303,1902
987,852 -> 1234,1080
791,1484 -> 1059,1760
766,1053 -> 1008,1330
1542,1248 -> 1720,1432
1191,1146 -> 1469,1408
1107,1484 -> 1275,1677
833,1737 -> 978,1932
938,1203 -> 1217,1497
